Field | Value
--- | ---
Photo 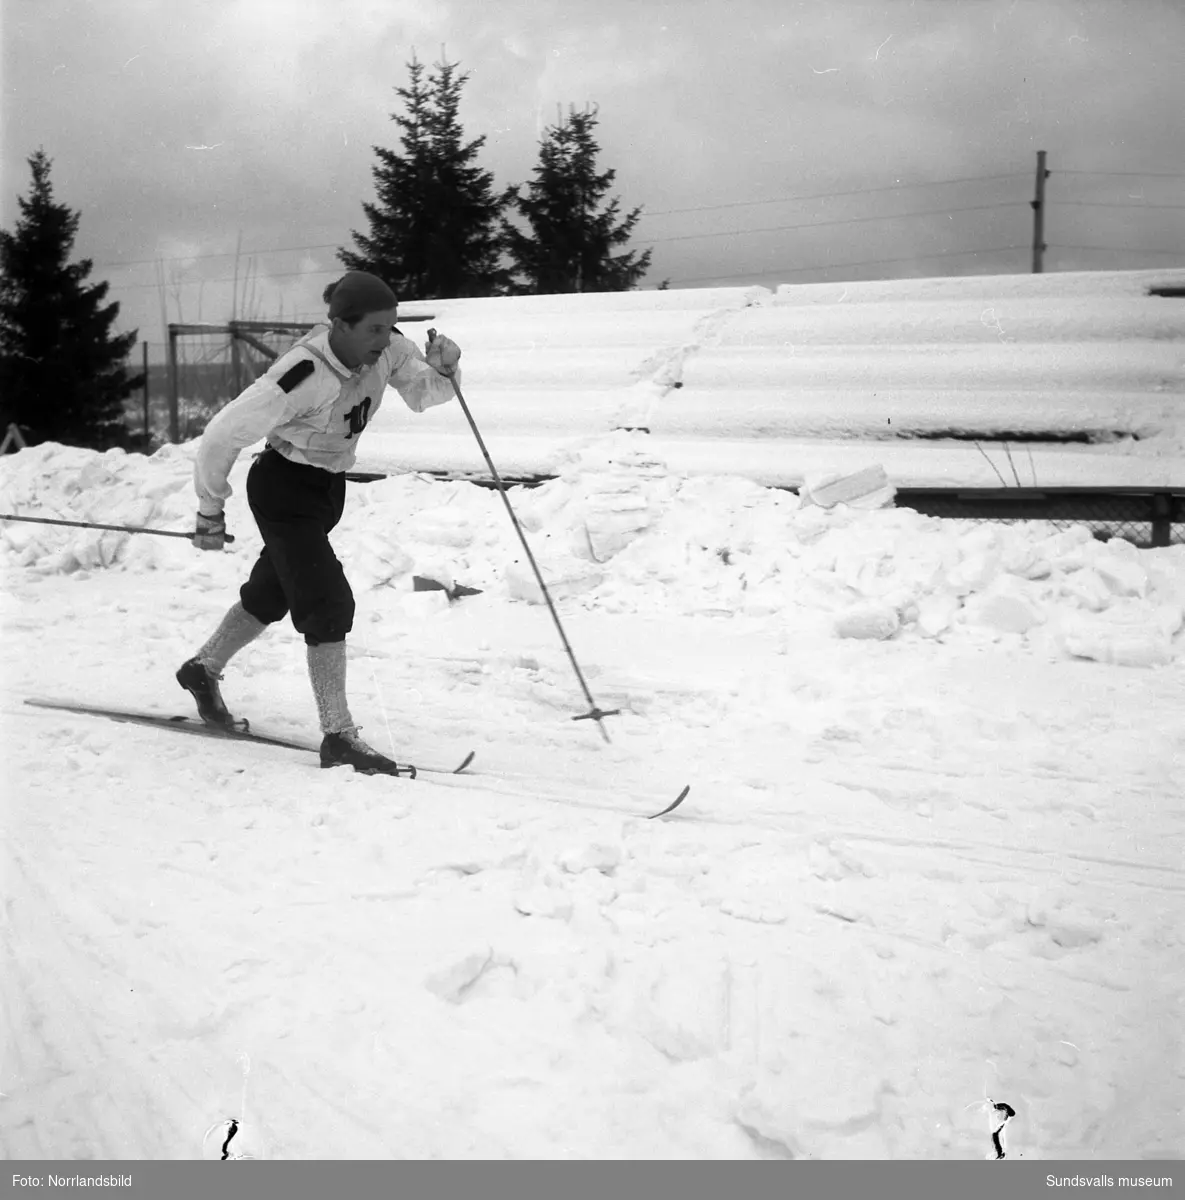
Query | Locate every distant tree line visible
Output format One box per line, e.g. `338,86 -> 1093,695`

0,53 -> 654,450
0,150 -> 144,450
339,52 -> 654,298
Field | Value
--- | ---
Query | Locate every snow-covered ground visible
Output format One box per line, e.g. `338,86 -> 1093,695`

2,426 -> 1183,1160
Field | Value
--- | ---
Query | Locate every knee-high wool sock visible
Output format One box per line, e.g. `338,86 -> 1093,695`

307,640 -> 355,735
195,601 -> 266,673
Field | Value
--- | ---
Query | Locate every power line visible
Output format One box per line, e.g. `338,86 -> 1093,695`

1048,243 -> 1185,256
82,170 -> 1184,275
94,172 -> 1179,275
662,245 -> 1025,286
98,212 -> 1182,301
105,202 -> 1025,281
637,172 -> 1028,218
642,202 -> 1028,246
92,174 -> 1030,271
104,264 -> 347,293
93,241 -> 343,271
1056,200 -> 1185,210
1056,169 -> 1185,180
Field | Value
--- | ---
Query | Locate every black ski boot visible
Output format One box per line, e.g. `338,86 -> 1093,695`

176,658 -> 241,729
320,729 -> 416,778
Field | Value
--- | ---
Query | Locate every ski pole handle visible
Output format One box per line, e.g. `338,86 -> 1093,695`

427,328 -> 459,377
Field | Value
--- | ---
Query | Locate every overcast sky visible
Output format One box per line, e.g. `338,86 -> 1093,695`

3,0 -> 1183,354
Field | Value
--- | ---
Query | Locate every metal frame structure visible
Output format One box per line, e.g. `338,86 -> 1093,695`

165,315 -> 434,443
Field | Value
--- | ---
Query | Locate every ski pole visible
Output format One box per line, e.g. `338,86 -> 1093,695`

429,331 -> 619,743
0,513 -> 235,542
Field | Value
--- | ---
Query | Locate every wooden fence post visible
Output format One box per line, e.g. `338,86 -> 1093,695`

1150,493 -> 1172,548
167,327 -> 180,443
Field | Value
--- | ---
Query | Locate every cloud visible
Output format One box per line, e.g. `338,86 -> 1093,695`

3,0 -> 1180,344
155,237 -> 203,270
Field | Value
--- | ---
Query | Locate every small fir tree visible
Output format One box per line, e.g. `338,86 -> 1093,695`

340,54 -> 510,299
503,106 -> 652,294
0,150 -> 142,449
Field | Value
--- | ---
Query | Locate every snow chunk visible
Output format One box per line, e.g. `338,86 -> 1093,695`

800,464 -> 895,510
916,592 -> 961,637
834,602 -> 900,641
513,885 -> 574,920
348,532 -> 414,591
1060,568 -> 1115,612
946,550 -> 1001,597
961,579 -> 1045,635
557,842 -> 622,875
735,1070 -> 895,1159
1024,898 -> 1110,950
514,434 -> 671,564
1093,552 -> 1148,599
1001,540 -> 1052,581
505,552 -> 604,604
582,494 -> 656,563
423,946 -> 495,1002
409,507 -> 474,549
1056,603 -> 1177,667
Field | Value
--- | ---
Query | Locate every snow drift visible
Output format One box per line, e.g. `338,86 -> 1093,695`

3,435 -> 1183,666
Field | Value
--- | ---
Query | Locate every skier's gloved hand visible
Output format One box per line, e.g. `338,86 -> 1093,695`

425,329 -> 461,376
193,511 -> 228,551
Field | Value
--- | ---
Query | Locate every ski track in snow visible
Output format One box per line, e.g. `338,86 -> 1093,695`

3,552 -> 1183,1160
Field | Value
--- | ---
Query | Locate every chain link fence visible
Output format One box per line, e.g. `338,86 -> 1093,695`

896,488 -> 1185,548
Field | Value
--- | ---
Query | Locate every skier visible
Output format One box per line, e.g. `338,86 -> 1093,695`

176,270 -> 461,776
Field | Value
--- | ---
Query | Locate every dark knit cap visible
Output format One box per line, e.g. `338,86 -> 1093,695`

323,271 -> 398,321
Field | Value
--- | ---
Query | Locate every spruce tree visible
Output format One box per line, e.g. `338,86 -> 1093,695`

0,150 -> 142,449
503,107 -> 652,294
340,54 -> 510,299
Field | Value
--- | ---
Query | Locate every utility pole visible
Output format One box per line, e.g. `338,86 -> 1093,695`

142,341 -> 150,444
1031,150 -> 1049,273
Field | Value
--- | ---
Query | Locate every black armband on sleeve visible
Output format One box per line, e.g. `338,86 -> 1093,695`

277,359 -> 315,393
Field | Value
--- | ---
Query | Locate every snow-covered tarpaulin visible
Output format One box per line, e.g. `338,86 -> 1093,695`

362,267 -> 1185,487
2,421 -> 1183,1159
